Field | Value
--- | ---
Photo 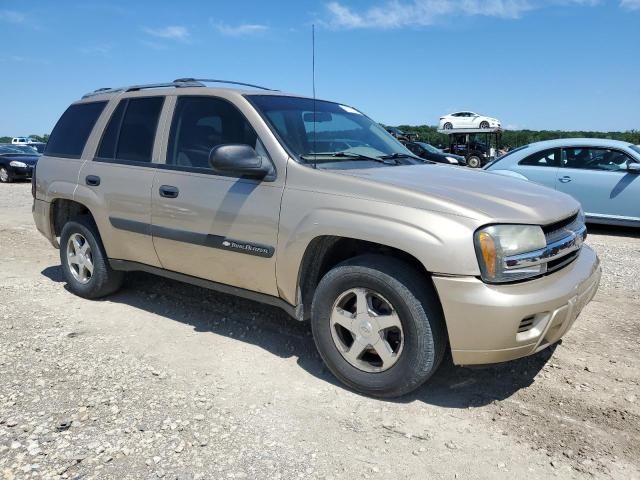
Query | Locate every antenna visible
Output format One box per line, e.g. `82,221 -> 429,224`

312,23 -> 317,169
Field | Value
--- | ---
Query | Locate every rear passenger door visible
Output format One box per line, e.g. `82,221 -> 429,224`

150,95 -> 283,296
77,96 -> 164,267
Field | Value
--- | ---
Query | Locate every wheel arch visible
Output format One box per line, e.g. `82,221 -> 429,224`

294,235 -> 434,322
49,198 -> 98,248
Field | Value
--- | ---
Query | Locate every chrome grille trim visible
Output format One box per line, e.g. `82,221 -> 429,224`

503,224 -> 586,270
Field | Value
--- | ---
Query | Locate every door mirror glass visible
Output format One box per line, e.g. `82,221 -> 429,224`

628,163 -> 640,174
208,144 -> 271,178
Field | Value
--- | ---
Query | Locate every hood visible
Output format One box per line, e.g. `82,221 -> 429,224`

337,164 -> 579,225
1,154 -> 39,165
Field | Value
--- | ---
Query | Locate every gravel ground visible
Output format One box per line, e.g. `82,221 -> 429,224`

1,181 -> 639,480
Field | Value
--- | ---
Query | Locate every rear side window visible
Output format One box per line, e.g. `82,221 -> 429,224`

96,97 -> 164,163
45,101 -> 107,158
519,148 -> 559,167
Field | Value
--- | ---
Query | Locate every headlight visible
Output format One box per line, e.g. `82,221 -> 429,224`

474,225 -> 547,283
9,161 -> 28,168
445,156 -> 459,164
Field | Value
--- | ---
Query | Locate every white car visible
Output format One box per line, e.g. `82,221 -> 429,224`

439,112 -> 501,130
11,137 -> 29,145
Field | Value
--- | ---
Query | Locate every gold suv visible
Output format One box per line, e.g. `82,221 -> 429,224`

32,79 -> 601,397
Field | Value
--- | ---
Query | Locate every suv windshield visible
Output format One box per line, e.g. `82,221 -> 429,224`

249,95 -> 413,164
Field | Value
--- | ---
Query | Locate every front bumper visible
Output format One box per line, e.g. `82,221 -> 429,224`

433,245 -> 601,365
10,165 -> 34,178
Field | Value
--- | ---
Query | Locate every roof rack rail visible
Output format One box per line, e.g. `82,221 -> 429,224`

82,78 -> 275,99
173,78 -> 276,91
81,80 -> 204,99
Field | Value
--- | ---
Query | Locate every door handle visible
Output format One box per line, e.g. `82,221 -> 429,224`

85,175 -> 100,186
558,176 -> 572,183
159,185 -> 179,198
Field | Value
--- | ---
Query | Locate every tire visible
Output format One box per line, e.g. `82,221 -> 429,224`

479,121 -> 490,129
0,167 -> 13,183
311,255 -> 446,398
467,156 -> 482,168
443,122 -> 453,130
60,216 -> 124,299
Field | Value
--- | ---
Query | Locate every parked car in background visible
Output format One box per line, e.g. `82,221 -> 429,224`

28,142 -> 47,153
439,112 -> 501,130
404,141 -> 466,165
485,138 -> 640,227
384,126 -> 418,142
0,144 -> 40,183
12,137 -> 29,145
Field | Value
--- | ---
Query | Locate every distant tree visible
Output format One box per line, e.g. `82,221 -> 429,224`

29,134 -> 49,143
0,136 -> 11,144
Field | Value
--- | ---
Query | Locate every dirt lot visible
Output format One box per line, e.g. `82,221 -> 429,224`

0,181 -> 639,480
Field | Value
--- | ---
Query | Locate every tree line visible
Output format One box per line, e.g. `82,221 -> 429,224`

392,125 -> 640,148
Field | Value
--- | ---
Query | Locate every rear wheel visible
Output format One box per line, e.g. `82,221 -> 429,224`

443,122 -> 453,130
467,155 -> 482,168
0,167 -> 13,183
60,216 -> 124,299
311,255 -> 446,398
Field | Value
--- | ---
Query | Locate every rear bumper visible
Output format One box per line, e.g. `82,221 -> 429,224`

32,198 -> 56,247
433,245 -> 601,365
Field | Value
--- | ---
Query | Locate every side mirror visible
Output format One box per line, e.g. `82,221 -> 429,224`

628,163 -> 640,174
208,144 -> 271,178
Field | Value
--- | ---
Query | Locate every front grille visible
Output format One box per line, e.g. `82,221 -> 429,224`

542,212 -> 578,235
547,250 -> 580,273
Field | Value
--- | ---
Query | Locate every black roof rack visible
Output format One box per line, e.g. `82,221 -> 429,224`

82,78 -> 275,99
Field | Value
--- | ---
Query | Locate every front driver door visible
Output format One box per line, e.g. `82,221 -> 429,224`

557,147 -> 640,223
150,95 -> 284,296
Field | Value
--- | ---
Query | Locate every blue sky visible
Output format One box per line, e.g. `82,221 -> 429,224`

1,0 -> 639,135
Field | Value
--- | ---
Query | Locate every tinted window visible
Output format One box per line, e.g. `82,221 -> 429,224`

96,100 -> 126,159
519,149 -> 559,167
121,97 -> 164,162
46,101 -> 107,158
563,147 -> 634,172
167,96 -> 261,169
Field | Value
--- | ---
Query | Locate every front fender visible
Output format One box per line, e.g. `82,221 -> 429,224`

275,188 -> 481,305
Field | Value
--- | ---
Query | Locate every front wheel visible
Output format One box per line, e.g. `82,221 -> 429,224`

467,156 -> 482,168
0,167 -> 13,183
311,255 -> 446,398
479,121 -> 490,129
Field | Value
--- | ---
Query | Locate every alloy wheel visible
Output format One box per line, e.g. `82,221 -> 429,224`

66,233 -> 94,284
330,288 -> 404,373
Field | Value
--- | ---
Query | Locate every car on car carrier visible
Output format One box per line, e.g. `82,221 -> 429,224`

32,78 -> 602,397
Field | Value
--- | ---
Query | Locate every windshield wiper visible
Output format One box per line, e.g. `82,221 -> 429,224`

379,152 -> 424,161
301,152 -> 397,165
